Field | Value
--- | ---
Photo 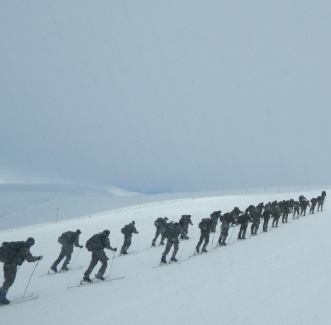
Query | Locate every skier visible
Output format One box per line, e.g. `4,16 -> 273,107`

271,203 -> 281,227
160,222 -> 182,263
120,221 -> 139,255
179,214 -> 193,240
83,230 -> 117,282
218,212 -> 236,246
310,198 -> 317,214
316,195 -> 324,212
250,207 -> 261,235
195,218 -> 213,253
151,217 -> 168,246
236,213 -> 252,239
292,200 -> 300,219
0,238 -> 42,305
262,204 -> 272,232
210,210 -> 222,233
51,229 -> 83,272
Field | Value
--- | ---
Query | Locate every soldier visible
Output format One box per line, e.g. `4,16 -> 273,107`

120,221 -> 139,255
292,200 -> 300,219
280,200 -> 290,223
83,230 -> 117,282
0,238 -> 42,305
218,212 -> 236,246
51,229 -> 83,272
271,203 -> 281,227
179,215 -> 193,240
316,196 -> 324,212
250,207 -> 261,235
160,222 -> 182,263
195,218 -> 213,253
300,200 -> 310,216
231,207 -> 243,220
210,210 -> 222,233
236,213 -> 252,240
152,217 -> 168,247
256,202 -> 264,215
262,204 -> 272,232
310,198 -> 317,214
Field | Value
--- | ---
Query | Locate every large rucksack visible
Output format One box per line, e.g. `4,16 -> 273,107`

121,224 -> 132,235
199,218 -> 210,231
85,234 -> 103,252
163,222 -> 177,239
58,231 -> 74,245
154,218 -> 163,228
0,241 -> 26,263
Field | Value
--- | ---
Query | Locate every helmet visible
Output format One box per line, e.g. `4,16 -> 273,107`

165,217 -> 168,220
103,230 -> 110,236
76,229 -> 81,234
131,221 -> 135,225
26,237 -> 35,246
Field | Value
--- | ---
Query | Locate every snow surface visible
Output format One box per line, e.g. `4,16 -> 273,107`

0,188 -> 330,325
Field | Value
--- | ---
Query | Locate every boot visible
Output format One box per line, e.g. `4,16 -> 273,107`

160,239 -> 164,246
221,241 -> 226,246
151,241 -> 156,247
171,256 -> 178,262
161,255 -> 167,264
195,246 -> 199,253
50,264 -> 58,273
83,274 -> 92,283
61,264 -> 69,271
95,273 -> 105,281
202,246 -> 208,253
0,289 -> 10,305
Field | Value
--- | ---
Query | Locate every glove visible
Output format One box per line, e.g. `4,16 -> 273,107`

113,247 -> 117,252
37,256 -> 43,260
80,245 -> 83,248
136,231 -> 139,234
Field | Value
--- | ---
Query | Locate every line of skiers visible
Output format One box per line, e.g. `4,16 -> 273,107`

154,191 -> 326,264
0,221 -> 139,304
0,191 -> 326,304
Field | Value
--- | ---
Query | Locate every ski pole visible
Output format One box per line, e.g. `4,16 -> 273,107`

210,231 -> 215,250
23,260 -> 40,297
228,225 -> 237,245
178,226 -> 192,260
70,248 -> 82,268
108,251 -> 116,278
136,233 -> 139,253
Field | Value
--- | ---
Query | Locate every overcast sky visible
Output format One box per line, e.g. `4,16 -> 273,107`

1,1 -> 331,194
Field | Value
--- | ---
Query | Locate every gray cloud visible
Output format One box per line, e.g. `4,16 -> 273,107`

1,1 -> 331,193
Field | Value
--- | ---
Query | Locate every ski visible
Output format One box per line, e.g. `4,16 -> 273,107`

67,276 -> 125,289
188,249 -> 217,258
0,294 -> 39,307
38,265 -> 83,277
114,251 -> 138,258
153,259 -> 184,268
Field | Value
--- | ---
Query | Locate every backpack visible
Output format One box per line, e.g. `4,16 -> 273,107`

0,241 -> 26,263
154,218 -> 162,227
58,231 -> 73,245
85,234 -> 103,252
121,225 -> 131,235
199,218 -> 210,231
163,222 -> 177,239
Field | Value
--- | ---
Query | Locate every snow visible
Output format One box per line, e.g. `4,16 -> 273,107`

0,187 -> 329,324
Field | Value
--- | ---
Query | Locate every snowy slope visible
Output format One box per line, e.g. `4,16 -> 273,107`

0,189 -> 330,325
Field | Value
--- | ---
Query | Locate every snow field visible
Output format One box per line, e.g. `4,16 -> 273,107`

0,189 -> 329,325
